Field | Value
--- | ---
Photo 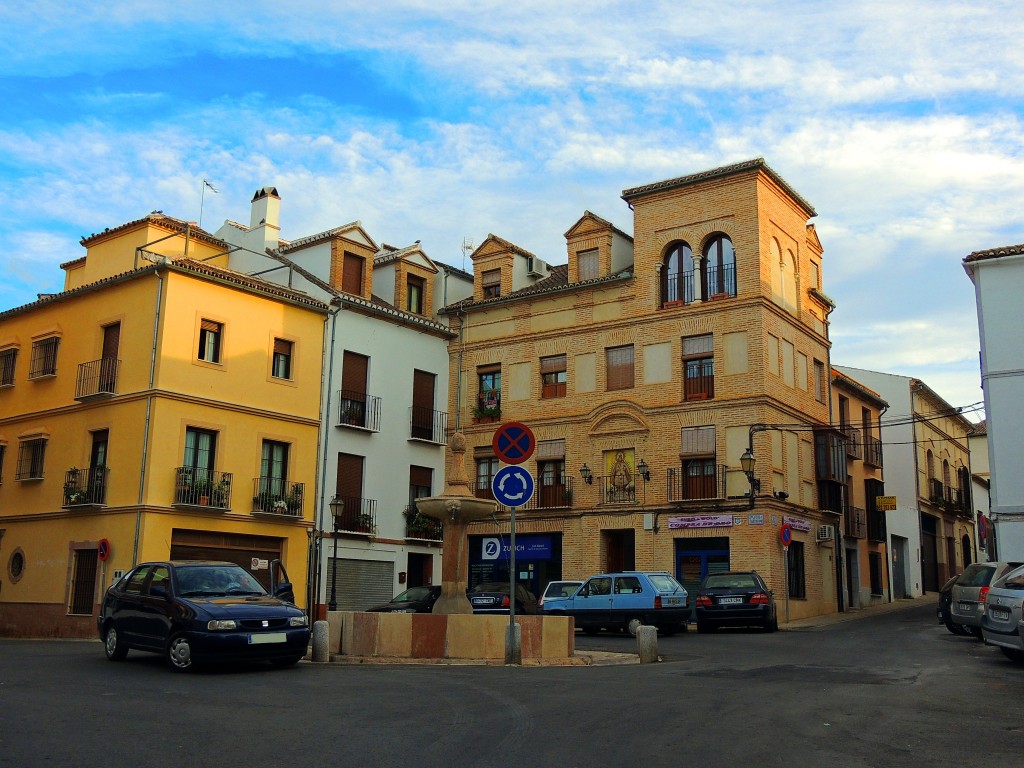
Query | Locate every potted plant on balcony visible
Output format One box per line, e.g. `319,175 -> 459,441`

193,477 -> 211,506
64,468 -> 86,505
471,403 -> 501,424
286,486 -> 303,514
273,499 -> 288,514
355,510 -> 376,534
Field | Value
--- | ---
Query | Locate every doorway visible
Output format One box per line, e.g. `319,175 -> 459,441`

675,537 -> 730,597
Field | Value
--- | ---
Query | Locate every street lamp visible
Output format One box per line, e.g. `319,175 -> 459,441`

579,464 -> 593,485
328,495 -> 345,611
740,448 -> 760,507
637,458 -> 651,482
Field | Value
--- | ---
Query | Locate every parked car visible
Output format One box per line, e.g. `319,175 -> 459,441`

695,571 -> 778,633
950,561 -> 1024,638
366,585 -> 442,613
937,574 -> 968,635
539,571 -> 689,636
97,560 -> 309,672
538,580 -> 583,612
469,582 -> 538,615
981,563 -> 1024,662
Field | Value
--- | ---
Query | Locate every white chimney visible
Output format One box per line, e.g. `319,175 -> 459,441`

249,186 -> 281,250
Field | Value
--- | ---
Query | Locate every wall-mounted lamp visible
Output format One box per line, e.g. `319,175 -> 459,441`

579,464 -> 593,485
740,448 -> 761,508
637,458 -> 651,482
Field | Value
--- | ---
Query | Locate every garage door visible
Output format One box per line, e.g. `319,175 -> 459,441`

327,558 -> 394,611
170,530 -> 283,592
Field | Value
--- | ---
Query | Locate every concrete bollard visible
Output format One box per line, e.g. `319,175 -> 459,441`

311,620 -> 330,662
504,622 -> 522,665
636,625 -> 659,664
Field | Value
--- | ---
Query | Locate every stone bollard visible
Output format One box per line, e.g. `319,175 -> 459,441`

636,625 -> 659,664
504,622 -> 522,665
311,620 -> 330,663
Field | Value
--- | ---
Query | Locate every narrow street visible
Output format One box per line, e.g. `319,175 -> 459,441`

1,602 -> 1020,768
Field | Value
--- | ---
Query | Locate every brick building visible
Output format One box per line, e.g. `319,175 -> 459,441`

442,158 -> 845,620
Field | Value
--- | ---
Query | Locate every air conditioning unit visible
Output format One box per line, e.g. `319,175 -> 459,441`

816,525 -> 834,543
527,256 -> 545,277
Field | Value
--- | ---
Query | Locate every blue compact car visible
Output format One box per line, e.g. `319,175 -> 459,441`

97,560 -> 309,672
540,571 -> 690,636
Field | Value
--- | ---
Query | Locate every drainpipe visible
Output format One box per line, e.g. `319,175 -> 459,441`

311,297 -> 343,616
132,267 -> 164,566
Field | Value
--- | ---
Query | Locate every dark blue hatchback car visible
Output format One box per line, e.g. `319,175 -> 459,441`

97,560 -> 309,671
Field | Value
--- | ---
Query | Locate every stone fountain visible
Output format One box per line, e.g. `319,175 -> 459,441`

415,431 -> 496,614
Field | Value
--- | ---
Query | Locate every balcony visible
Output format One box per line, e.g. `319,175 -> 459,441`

331,496 -> 377,535
409,406 -> 448,444
928,478 -> 944,505
863,434 -> 883,467
174,467 -> 232,510
599,475 -> 637,505
661,269 -> 695,307
667,465 -> 726,502
472,390 -> 501,425
490,478 -> 576,512
684,368 -> 714,401
404,505 -> 443,540
844,505 -> 867,539
337,390 -> 381,431
75,358 -> 119,400
842,426 -> 863,460
63,466 -> 108,507
252,478 -> 303,516
867,509 -> 886,542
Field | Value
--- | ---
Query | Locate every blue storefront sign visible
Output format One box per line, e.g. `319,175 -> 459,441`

479,534 -> 553,561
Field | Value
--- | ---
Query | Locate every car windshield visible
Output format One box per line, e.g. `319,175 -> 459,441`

175,565 -> 267,597
547,583 -> 580,597
996,565 -> 1024,590
393,587 -> 433,602
647,574 -> 684,592
705,574 -> 758,589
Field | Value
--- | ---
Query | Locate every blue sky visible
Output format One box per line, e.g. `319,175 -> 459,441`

2,1 -> 1022,414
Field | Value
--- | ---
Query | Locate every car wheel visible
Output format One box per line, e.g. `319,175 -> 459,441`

968,625 -> 983,640
627,617 -> 643,637
763,614 -> 777,633
999,647 -> 1024,663
270,654 -> 304,668
104,623 -> 128,661
166,633 -> 194,672
944,620 -> 967,636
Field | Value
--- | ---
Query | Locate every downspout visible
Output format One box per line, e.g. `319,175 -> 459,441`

878,403 -> 892,603
311,298 -> 343,616
133,267 -> 164,565
910,384 -> 923,595
823,304 -> 844,613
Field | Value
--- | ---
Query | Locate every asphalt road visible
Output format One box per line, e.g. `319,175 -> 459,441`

1,602 -> 1021,768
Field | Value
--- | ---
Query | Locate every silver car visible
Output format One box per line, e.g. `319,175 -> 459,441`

981,564 -> 1024,662
950,561 -> 1023,638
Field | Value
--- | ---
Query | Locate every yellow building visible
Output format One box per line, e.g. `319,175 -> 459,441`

0,213 -> 327,637
831,368 -> 888,607
443,158 -> 845,620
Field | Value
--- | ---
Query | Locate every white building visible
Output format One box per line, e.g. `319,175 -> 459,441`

834,367 -> 978,597
215,188 -> 473,612
964,243 -> 1024,560
967,421 -> 992,562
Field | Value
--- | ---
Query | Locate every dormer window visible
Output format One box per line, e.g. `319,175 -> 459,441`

578,249 -> 599,281
482,269 -> 501,299
407,275 -> 425,314
342,252 -> 365,295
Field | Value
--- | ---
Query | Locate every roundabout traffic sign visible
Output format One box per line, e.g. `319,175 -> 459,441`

491,422 -> 536,465
491,465 -> 535,508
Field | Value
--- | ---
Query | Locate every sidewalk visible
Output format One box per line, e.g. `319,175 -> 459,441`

779,594 -> 931,630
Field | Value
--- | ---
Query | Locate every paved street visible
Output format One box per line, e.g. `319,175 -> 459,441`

1,601 -> 1021,768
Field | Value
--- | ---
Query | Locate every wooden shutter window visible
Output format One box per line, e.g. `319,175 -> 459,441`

683,334 -> 713,356
409,465 -> 433,488
536,439 -> 566,460
336,453 -> 364,499
681,426 -> 715,456
540,355 -> 566,374
102,323 -> 121,359
578,249 -> 599,281
342,351 -> 369,395
342,253 -> 364,295
605,345 -> 634,391
274,338 -> 292,356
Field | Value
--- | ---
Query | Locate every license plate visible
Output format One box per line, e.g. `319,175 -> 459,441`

471,598 -> 491,605
249,632 -> 287,645
663,597 -> 681,606
958,602 -> 973,612
719,597 -> 743,605
991,608 -> 1011,621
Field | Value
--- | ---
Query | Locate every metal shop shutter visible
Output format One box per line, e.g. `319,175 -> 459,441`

328,558 -> 394,611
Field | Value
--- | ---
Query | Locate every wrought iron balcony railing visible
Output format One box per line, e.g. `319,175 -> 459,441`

338,390 -> 381,431
252,477 -> 303,516
491,477 -> 576,512
928,478 -> 944,505
842,426 -> 863,459
75,358 -> 119,400
174,467 -> 232,510
409,406 -> 448,443
667,464 -> 727,502
404,505 -> 443,540
863,434 -> 883,467
844,505 -> 867,539
63,466 -> 108,506
599,475 -> 637,505
330,496 -> 377,534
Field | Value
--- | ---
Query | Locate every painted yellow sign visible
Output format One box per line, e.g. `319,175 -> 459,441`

876,496 -> 897,511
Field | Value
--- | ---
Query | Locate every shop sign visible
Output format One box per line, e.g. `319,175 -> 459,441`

667,514 -> 734,529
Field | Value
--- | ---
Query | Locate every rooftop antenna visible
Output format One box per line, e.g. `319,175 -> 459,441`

461,237 -> 474,271
199,179 -> 218,228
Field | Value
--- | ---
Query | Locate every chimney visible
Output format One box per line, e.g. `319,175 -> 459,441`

249,186 -> 281,250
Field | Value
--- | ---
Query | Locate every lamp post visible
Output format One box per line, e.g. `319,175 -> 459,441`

328,495 -> 344,612
740,447 -> 760,508
637,458 -> 650,505
579,464 -> 593,485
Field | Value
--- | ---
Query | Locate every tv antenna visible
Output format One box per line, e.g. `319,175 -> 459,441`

461,237 -> 474,271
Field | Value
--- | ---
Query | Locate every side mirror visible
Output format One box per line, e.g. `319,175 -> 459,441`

274,581 -> 296,604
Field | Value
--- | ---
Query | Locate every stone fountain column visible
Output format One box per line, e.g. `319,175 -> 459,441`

415,431 -> 496,614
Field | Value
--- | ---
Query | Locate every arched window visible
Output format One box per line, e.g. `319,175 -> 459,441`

704,234 -> 736,298
926,450 -> 934,479
770,238 -> 782,303
784,249 -> 798,314
661,242 -> 694,307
